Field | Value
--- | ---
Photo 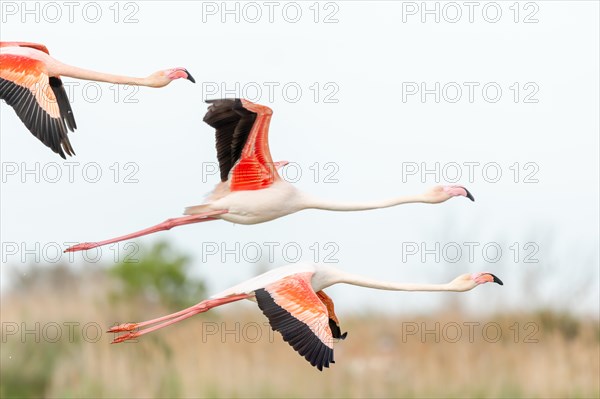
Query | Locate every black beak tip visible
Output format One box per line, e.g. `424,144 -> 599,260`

491,274 -> 504,286
185,69 -> 196,83
462,187 -> 475,202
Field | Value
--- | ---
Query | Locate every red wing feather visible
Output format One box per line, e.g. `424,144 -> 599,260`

202,99 -> 280,191
229,100 -> 278,191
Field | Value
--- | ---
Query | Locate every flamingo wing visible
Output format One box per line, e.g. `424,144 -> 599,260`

203,98 -> 256,182
0,42 -> 50,54
254,272 -> 337,371
316,290 -> 348,340
203,98 -> 278,191
0,51 -> 77,158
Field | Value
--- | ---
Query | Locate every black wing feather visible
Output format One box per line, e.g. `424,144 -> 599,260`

0,77 -> 76,158
49,77 -> 77,131
329,318 -> 348,340
203,99 -> 256,182
255,288 -> 334,371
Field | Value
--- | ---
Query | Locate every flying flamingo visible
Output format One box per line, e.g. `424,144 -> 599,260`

0,42 -> 195,158
108,263 -> 503,370
66,98 -> 474,253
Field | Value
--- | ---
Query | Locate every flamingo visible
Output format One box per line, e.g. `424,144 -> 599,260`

0,42 -> 195,158
108,263 -> 503,370
66,98 -> 474,253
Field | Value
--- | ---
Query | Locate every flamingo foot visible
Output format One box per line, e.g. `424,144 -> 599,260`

107,323 -> 138,333
64,242 -> 100,252
112,332 -> 139,344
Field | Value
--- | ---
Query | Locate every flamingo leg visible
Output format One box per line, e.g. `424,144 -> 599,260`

108,294 -> 251,343
64,210 -> 228,253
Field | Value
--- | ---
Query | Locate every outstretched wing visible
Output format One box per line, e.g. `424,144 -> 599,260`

0,43 -> 77,158
203,98 -> 278,191
255,272 -> 338,371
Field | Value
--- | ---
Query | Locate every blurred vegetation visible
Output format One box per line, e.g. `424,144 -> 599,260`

1,241 -> 206,399
109,241 -> 206,311
1,338 -> 78,398
1,241 -> 599,398
536,309 -> 582,341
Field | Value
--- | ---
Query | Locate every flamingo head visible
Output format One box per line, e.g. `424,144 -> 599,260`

450,272 -> 504,292
149,68 -> 196,87
425,185 -> 475,204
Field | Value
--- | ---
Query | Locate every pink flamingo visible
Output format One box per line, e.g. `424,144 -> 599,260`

0,42 -> 195,158
66,98 -> 474,253
109,263 -> 503,370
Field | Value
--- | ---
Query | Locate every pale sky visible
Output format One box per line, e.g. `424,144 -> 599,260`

1,1 -> 598,316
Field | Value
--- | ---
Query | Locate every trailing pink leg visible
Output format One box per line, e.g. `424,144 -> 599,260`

65,210 -> 228,253
108,294 -> 250,343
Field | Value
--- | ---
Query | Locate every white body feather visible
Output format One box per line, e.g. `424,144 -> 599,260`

211,263 -> 341,298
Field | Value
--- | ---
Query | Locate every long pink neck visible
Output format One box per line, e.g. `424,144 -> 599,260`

54,62 -> 151,86
339,273 -> 454,292
301,194 -> 429,212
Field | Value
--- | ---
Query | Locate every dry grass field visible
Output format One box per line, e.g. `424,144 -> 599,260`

1,264 -> 598,399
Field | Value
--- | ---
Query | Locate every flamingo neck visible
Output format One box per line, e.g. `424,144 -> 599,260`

54,62 -> 151,86
301,194 -> 429,212
338,272 -> 455,292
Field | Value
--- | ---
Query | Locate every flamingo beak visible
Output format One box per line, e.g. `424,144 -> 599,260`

475,273 -> 504,285
442,186 -> 475,202
489,274 -> 503,285
462,187 -> 475,202
184,69 -> 196,83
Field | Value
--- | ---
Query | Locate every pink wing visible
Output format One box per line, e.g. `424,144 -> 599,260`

254,272 -> 337,370
0,43 -> 77,158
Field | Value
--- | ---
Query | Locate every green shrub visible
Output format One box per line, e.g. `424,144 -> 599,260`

109,241 -> 205,311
